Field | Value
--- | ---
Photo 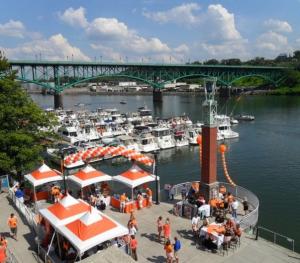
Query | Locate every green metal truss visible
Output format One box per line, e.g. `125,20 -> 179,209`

5,60 -> 288,93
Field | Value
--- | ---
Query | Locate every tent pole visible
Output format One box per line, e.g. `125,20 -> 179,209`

56,233 -> 62,259
154,153 -> 160,205
47,232 -> 56,256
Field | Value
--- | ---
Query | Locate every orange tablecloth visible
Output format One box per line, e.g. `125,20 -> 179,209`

207,224 -> 225,234
210,198 -> 223,208
111,196 -> 148,213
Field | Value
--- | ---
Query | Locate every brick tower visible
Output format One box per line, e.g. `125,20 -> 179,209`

200,78 -> 219,200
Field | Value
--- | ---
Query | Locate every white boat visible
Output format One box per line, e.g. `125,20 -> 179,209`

188,127 -> 202,145
152,127 -> 175,149
117,135 -> 140,151
215,115 -> 239,139
57,125 -> 85,144
174,131 -> 189,147
138,133 -> 160,153
230,118 -> 239,125
235,114 -> 255,121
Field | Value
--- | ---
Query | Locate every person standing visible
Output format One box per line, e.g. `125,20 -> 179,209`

231,198 -> 239,219
146,188 -> 152,207
173,237 -> 181,263
157,216 -> 163,241
130,235 -> 138,261
163,218 -> 171,242
7,213 -> 18,240
191,214 -> 200,237
120,193 -> 127,213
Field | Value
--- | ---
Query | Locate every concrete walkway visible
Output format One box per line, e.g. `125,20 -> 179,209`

105,202 -> 300,263
0,192 -> 38,263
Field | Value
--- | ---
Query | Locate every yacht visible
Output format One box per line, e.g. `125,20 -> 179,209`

235,114 -> 255,121
57,125 -> 85,144
137,133 -> 160,153
117,135 -> 140,151
215,115 -> 239,139
174,131 -> 189,147
152,127 -> 175,149
188,128 -> 202,145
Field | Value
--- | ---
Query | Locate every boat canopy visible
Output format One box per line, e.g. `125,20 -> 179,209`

24,163 -> 62,187
68,165 -> 112,188
113,164 -> 158,189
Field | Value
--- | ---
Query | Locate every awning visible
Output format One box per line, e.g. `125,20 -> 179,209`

24,164 -> 62,187
113,164 -> 158,189
68,165 -> 112,188
39,194 -> 90,226
56,207 -> 128,254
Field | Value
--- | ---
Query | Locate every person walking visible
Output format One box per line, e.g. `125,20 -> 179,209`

130,235 -> 138,261
7,213 -> 18,240
157,216 -> 163,241
173,236 -> 181,263
146,188 -> 152,207
164,239 -> 173,263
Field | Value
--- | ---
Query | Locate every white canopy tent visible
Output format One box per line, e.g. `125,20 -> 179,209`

68,165 -> 112,188
56,207 -> 128,255
39,194 -> 90,226
24,163 -> 62,187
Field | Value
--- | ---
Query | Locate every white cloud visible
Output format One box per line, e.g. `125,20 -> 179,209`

2,34 -> 90,61
0,20 -> 25,38
264,19 -> 292,33
206,4 -> 241,41
143,3 -> 201,25
256,31 -> 288,51
174,44 -> 189,53
86,18 -> 130,39
59,7 -> 88,28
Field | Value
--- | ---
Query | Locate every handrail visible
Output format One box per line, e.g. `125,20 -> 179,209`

169,181 -> 259,230
255,226 -> 295,252
6,247 -> 19,263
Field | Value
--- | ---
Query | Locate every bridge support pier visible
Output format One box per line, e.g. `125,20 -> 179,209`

153,89 -> 163,103
219,86 -> 231,98
54,92 -> 63,109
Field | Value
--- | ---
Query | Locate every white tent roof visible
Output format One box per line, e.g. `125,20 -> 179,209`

68,165 -> 112,188
39,194 -> 90,226
56,207 -> 128,254
113,164 -> 158,189
24,163 -> 62,187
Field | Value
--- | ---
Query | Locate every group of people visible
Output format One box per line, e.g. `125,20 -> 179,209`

119,187 -> 153,213
89,193 -> 107,211
157,216 -> 181,263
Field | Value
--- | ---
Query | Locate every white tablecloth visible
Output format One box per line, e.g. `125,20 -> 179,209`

200,224 -> 224,248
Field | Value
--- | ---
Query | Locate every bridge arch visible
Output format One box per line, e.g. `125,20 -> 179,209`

229,74 -> 277,87
62,74 -> 160,90
15,77 -> 57,91
171,73 -> 229,86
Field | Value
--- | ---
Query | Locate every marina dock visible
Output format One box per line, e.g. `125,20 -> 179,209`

2,191 -> 299,263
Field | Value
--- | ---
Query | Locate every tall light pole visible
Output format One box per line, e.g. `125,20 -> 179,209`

154,152 -> 160,205
60,151 -> 67,193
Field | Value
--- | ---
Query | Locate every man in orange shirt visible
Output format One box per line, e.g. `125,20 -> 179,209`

146,188 -> 152,207
130,235 -> 138,261
7,213 -> 18,240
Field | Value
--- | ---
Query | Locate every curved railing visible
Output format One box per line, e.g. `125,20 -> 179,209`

169,181 -> 259,230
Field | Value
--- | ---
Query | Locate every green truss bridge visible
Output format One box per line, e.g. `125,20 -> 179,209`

6,60 -> 287,108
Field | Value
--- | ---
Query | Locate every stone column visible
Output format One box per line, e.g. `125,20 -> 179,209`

54,92 -> 63,109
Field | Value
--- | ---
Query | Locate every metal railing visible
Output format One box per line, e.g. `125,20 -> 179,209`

8,188 -> 38,233
255,226 -> 295,252
169,181 -> 259,230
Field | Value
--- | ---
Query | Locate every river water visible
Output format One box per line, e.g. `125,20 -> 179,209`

30,93 -> 300,252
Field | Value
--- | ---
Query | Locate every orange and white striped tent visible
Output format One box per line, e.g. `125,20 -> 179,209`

68,165 -> 112,188
24,163 -> 62,187
39,194 -> 90,226
113,164 -> 158,189
56,207 -> 128,254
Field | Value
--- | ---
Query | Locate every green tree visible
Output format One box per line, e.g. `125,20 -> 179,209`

283,69 -> 300,87
0,52 -> 57,176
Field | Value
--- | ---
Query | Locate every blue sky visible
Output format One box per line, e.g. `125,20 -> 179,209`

1,0 -> 299,62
